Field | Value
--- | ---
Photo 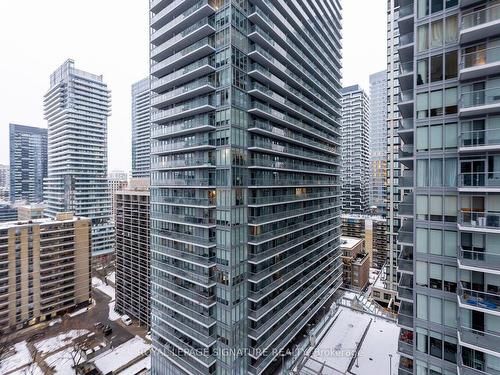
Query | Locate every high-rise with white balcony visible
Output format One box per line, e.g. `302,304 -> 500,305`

132,78 -> 151,178
341,85 -> 370,214
393,0 -> 500,373
43,59 -> 114,259
148,1 -> 343,374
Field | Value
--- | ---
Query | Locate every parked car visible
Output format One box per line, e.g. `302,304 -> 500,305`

121,315 -> 132,326
102,325 -> 112,335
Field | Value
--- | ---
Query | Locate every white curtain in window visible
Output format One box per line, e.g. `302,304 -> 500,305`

485,314 -> 500,334
487,234 -> 500,255
431,20 -> 443,48
417,195 -> 428,218
418,25 -> 429,52
430,159 -> 443,186
445,15 -> 458,44
430,90 -> 443,110
444,301 -> 457,328
417,160 -> 428,187
445,158 -> 458,187
445,87 -> 458,106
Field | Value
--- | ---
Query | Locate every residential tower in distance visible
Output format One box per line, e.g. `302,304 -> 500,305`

9,124 -> 47,204
341,85 -> 370,214
131,78 -> 151,178
43,59 -> 114,260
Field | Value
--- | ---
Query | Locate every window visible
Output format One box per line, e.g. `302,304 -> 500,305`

418,24 -> 429,52
430,125 -> 443,150
445,15 -> 458,44
416,261 -> 428,287
444,266 -> 457,292
417,92 -> 429,118
430,263 -> 442,289
430,159 -> 443,186
430,331 -> 443,358
430,195 -> 443,221
416,327 -> 428,354
417,195 -> 428,220
444,336 -> 457,363
445,51 -> 458,80
444,231 -> 457,257
444,300 -> 457,327
430,90 -> 443,116
417,294 -> 428,319
444,196 -> 457,222
431,54 -> 443,82
417,228 -> 428,253
445,87 -> 458,114
430,297 -> 442,323
430,230 -> 442,255
417,159 -> 429,187
418,0 -> 429,18
430,19 -> 443,48
417,59 -> 428,85
444,123 -> 458,149
417,127 -> 428,151
431,0 -> 443,13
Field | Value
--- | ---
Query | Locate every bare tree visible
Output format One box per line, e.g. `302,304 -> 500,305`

69,342 -> 84,374
0,334 -> 12,368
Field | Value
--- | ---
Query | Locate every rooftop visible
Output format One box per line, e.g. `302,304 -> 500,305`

297,305 -> 399,375
0,212 -> 88,230
340,236 -> 363,250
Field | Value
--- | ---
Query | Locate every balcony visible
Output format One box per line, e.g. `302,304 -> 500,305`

150,0 -> 216,46
398,356 -> 413,375
398,32 -> 414,62
151,37 -> 215,77
398,118 -> 414,132
459,324 -> 500,354
458,211 -> 500,233
459,172 -> 500,192
398,328 -> 413,357
151,96 -> 215,124
458,283 -> 500,317
398,145 -> 413,160
397,273 -> 413,302
461,3 -> 500,44
399,174 -> 414,188
151,17 -> 215,61
151,78 -> 215,109
398,246 -> 413,274
460,45 -> 500,81
150,114 -> 215,139
398,193 -> 414,217
398,90 -> 414,118
397,219 -> 414,246
460,128 -> 500,152
397,300 -> 414,330
398,61 -> 414,91
398,4 -> 414,35
459,248 -> 500,273
460,86 -> 500,117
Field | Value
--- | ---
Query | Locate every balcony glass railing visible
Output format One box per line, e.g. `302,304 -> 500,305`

398,90 -> 414,103
398,118 -> 414,131
459,325 -> 500,353
459,284 -> 500,312
461,128 -> 500,148
398,145 -> 414,158
460,248 -> 500,269
399,4 -> 414,18
152,77 -> 214,106
462,45 -> 500,70
459,171 -> 500,188
399,32 -> 414,47
462,3 -> 500,30
459,211 -> 500,230
460,87 -> 500,109
398,61 -> 414,75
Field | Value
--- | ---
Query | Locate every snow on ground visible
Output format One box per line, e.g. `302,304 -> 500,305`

108,301 -> 120,321
117,355 -> 151,375
92,277 -> 115,300
350,312 -> 400,375
0,341 -> 32,373
45,347 -> 82,375
35,329 -> 89,355
300,306 -> 399,375
7,363 -> 44,375
93,336 -> 150,375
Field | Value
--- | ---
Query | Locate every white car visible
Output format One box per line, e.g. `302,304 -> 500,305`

121,315 -> 132,326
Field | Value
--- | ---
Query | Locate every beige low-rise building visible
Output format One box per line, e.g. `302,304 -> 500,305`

0,212 -> 91,332
340,236 -> 370,290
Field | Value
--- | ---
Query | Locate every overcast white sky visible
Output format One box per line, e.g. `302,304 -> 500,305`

0,0 -> 385,172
